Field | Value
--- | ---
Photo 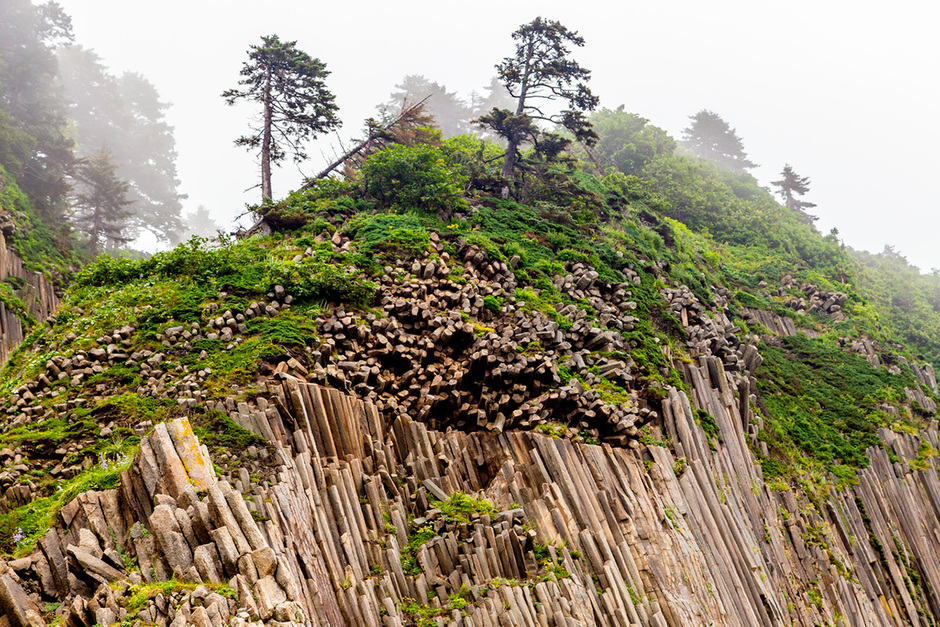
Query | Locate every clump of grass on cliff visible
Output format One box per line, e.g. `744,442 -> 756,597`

432,491 -> 498,524
192,409 -> 266,454
74,235 -> 376,310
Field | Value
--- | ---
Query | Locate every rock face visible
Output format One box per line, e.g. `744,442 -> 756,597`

4,363 -> 940,626
4,232 -> 940,625
0,231 -> 59,366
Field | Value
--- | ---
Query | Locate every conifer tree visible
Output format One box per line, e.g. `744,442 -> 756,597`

222,35 -> 340,201
71,149 -> 133,256
681,110 -> 756,174
772,164 -> 817,222
0,0 -> 74,220
477,17 -> 599,194
57,46 -> 185,244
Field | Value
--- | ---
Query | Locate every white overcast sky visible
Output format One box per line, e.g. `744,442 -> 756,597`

55,0 -> 940,270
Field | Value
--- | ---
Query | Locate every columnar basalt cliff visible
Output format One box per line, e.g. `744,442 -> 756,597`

0,230 -> 59,366
3,367 -> 940,626
1,221 -> 940,627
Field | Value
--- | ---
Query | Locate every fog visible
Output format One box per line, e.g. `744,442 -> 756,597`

56,0 -> 940,269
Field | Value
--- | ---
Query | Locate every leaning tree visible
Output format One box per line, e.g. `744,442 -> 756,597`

222,35 -> 340,201
477,17 -> 600,194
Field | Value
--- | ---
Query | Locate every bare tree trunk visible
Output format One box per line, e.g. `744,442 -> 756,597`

260,68 -> 273,201
501,139 -> 518,179
500,53 -> 530,198
500,138 -> 517,198
91,205 -> 102,257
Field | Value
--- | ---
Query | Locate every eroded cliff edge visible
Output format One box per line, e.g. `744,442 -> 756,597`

0,212 -> 940,627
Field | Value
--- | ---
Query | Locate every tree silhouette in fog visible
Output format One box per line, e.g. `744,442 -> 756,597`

772,163 -> 817,223
682,110 -> 756,174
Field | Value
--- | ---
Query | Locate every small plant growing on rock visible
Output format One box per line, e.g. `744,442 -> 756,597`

673,456 -> 688,477
482,294 -> 503,314
432,491 -> 498,524
534,422 -> 566,439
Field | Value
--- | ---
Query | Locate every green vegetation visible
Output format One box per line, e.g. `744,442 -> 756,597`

124,579 -> 236,617
400,524 -> 438,576
482,294 -> 502,314
911,441 -> 937,472
431,491 -> 498,524
581,367 -> 632,405
0,166 -> 75,277
0,280 -> 34,329
191,410 -> 266,453
535,422 -> 567,439
345,211 -> 433,261
0,444 -> 136,556
695,408 -> 720,449
402,591 -> 474,627
73,236 -> 375,308
852,247 -> 940,370
754,334 -> 926,490
361,143 -> 467,216
531,542 -> 572,581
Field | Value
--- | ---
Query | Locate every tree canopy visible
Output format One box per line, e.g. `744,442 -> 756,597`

57,45 -> 185,243
586,107 -> 677,175
681,110 -> 756,174
222,34 -> 340,201
0,0 -> 74,221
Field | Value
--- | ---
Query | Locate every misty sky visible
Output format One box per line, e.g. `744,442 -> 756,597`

55,0 -> 940,270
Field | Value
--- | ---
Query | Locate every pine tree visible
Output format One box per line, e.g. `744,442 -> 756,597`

681,110 -> 756,174
772,164 -> 817,222
477,17 -> 599,194
71,149 -> 133,256
222,35 -> 340,201
0,0 -> 75,221
57,46 -> 186,244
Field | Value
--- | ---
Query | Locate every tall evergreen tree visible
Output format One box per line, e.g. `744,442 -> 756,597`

0,0 -> 74,220
222,35 -> 341,201
57,46 -> 185,243
772,164 -> 817,222
477,17 -> 599,193
71,149 -> 133,256
471,77 -> 516,119
180,205 -> 221,240
681,110 -> 757,174
115,71 -> 185,243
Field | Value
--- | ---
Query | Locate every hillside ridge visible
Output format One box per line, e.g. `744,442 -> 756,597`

1,137 -> 940,625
